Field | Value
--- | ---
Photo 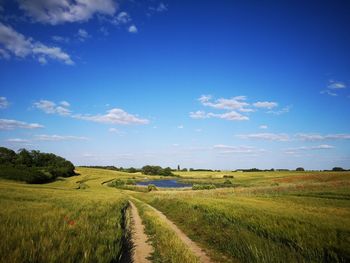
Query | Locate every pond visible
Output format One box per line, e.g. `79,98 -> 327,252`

136,179 -> 192,188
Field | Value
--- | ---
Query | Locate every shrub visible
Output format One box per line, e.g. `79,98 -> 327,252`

192,184 -> 216,190
147,184 -> 158,192
223,179 -> 233,185
332,167 -> 345,171
296,167 -> 305,171
223,175 -> 234,178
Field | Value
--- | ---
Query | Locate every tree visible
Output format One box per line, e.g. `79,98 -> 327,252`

0,147 -> 16,165
296,167 -> 305,171
177,165 -> 180,171
332,167 -> 345,171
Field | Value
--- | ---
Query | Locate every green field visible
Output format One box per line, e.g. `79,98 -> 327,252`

1,167 -> 350,262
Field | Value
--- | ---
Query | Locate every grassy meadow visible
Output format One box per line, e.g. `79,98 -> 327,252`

1,167 -> 350,262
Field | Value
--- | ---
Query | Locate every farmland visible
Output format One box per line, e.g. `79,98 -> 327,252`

0,167 -> 350,262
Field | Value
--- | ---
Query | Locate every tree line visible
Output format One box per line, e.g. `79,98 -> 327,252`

0,147 -> 75,184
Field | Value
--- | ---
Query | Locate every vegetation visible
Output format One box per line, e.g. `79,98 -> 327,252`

132,199 -> 199,263
296,167 -> 305,171
147,184 -> 158,192
141,165 -> 174,176
135,171 -> 350,263
1,166 -> 349,263
0,168 -> 130,263
192,184 -> 216,190
0,147 -> 75,183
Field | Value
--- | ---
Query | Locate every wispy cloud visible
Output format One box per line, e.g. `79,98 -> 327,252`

0,96 -> 9,109
208,111 -> 249,121
0,22 -> 74,65
267,105 -> 292,115
34,99 -> 149,125
253,101 -> 278,109
285,144 -> 334,154
77,29 -> 90,41
259,125 -> 268,129
295,133 -> 350,141
35,134 -> 88,141
73,108 -> 149,125
177,125 -> 184,129
189,110 -> 248,121
237,133 -> 290,141
191,95 -> 288,122
34,100 -> 71,116
6,138 -> 30,143
213,144 -> 265,154
17,0 -> 117,25
198,95 -> 251,111
328,80 -> 346,89
0,119 -> 44,130
112,12 -> 131,25
321,80 -> 347,96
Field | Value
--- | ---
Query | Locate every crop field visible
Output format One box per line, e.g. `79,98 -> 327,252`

1,167 -> 350,263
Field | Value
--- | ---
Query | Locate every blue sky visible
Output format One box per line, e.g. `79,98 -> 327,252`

1,0 -> 350,170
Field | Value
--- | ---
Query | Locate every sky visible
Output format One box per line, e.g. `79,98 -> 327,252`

0,0 -> 350,170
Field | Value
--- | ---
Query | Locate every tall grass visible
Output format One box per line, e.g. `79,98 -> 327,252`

0,169 -> 129,263
135,174 -> 350,263
132,198 -> 200,263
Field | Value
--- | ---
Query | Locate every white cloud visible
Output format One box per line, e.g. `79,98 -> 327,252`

34,100 -> 71,116
6,138 -> 30,143
190,108 -> 249,122
320,90 -> 337,96
328,80 -> 346,89
73,108 -> 149,125
0,22 -> 74,65
60,101 -> 70,107
208,111 -> 249,121
0,119 -> 44,130
18,0 -> 117,25
0,97 -> 9,109
112,11 -> 131,25
213,144 -> 265,154
321,80 -> 347,97
128,25 -> 138,33
259,125 -> 268,129
253,101 -> 278,109
177,125 -> 184,129
35,134 -> 88,141
285,144 -> 334,154
199,95 -> 250,111
267,105 -> 292,115
34,99 -> 149,125
149,2 -> 168,12
77,28 -> 90,41
237,133 -> 290,141
295,133 -> 350,141
189,110 -> 208,119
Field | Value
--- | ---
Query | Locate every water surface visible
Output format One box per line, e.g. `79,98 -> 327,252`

136,179 -> 192,188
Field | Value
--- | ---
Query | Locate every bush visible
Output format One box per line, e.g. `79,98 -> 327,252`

223,175 -> 234,178
141,165 -> 174,176
223,179 -> 233,185
0,147 -> 75,183
147,184 -> 158,192
192,184 -> 216,190
296,167 -> 305,171
332,167 -> 345,171
0,166 -> 52,184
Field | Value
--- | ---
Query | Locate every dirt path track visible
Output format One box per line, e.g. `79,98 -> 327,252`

142,200 -> 213,263
129,201 -> 153,263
